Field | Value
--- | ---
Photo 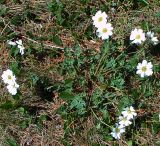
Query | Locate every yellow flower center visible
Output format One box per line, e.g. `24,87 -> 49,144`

98,17 -> 103,22
102,28 -> 108,33
142,66 -> 147,72
123,117 -> 127,121
136,35 -> 141,39
127,110 -> 132,114
115,128 -> 120,133
8,75 -> 12,80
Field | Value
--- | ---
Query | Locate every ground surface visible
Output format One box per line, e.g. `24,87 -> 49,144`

0,0 -> 160,146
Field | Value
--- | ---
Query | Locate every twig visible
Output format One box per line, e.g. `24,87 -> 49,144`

22,36 -> 64,50
1,17 -> 64,50
90,107 -> 112,129
0,21 -> 10,36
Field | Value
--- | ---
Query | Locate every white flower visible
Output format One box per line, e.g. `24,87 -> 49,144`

16,39 -> 25,55
1,69 -> 20,95
111,124 -> 125,139
147,31 -> 154,38
122,106 -> 137,120
6,82 -> 19,95
151,37 -> 159,45
96,23 -> 113,40
18,45 -> 25,55
147,31 -> 159,45
1,69 -> 16,85
136,60 -> 153,77
7,39 -> 25,55
7,40 -> 16,46
118,116 -> 132,128
130,28 -> 146,44
92,10 -> 108,28
16,39 -> 22,45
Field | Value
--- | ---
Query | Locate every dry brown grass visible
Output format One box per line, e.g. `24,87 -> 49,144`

0,0 -> 160,145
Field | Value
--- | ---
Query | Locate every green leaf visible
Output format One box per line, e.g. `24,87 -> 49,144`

104,135 -> 113,141
156,141 -> 160,145
39,114 -> 47,122
12,91 -> 21,100
64,78 -> 73,88
52,35 -> 63,46
101,109 -> 109,120
0,5 -> 8,16
18,107 -> 25,114
30,73 -> 39,85
138,0 -> 149,5
70,95 -> 86,114
60,91 -> 74,100
9,46 -> 19,57
9,61 -> 20,75
6,138 -> 18,146
0,101 -> 14,110
10,14 -> 24,26
20,121 -> 28,129
127,140 -> 133,146
152,113 -> 160,134
110,74 -> 124,90
118,96 -> 133,112
156,12 -> 160,18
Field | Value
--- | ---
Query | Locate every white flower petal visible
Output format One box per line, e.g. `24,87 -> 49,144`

18,45 -> 25,55
136,69 -> 142,75
145,69 -> 153,76
122,106 -> 137,120
147,62 -> 153,69
111,125 -> 125,139
130,106 -> 135,111
92,11 -> 108,28
130,34 -> 135,40
7,40 -> 16,46
16,39 -> 22,45
137,63 -> 142,69
7,83 -> 18,95
147,31 -> 154,38
140,72 -> 145,78
142,60 -> 147,66
151,37 -> 158,44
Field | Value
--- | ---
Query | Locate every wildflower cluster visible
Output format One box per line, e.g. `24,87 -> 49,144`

7,39 -> 25,55
91,10 -> 157,140
146,31 -> 159,45
92,10 -> 113,40
130,28 -> 159,45
111,106 -> 137,139
1,69 -> 19,95
130,29 -> 155,78
130,30 -> 154,78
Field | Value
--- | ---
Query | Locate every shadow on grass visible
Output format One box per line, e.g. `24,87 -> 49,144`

124,36 -> 139,55
149,43 -> 160,56
35,77 -> 53,102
